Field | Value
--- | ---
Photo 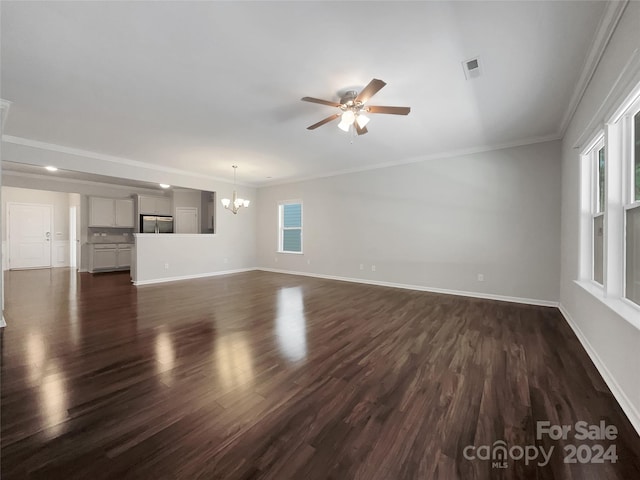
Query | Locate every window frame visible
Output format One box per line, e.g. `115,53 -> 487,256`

622,97 -> 640,307
277,200 -> 303,254
576,79 -> 640,329
587,136 -> 606,286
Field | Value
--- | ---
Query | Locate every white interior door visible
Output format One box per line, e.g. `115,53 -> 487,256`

8,203 -> 53,269
175,207 -> 199,234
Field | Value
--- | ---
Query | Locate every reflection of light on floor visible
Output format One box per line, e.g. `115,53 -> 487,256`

68,268 -> 77,296
40,365 -> 68,439
216,333 -> 254,390
155,331 -> 175,386
26,332 -> 68,437
68,312 -> 80,347
26,332 -> 46,386
275,287 -> 307,362
68,269 -> 80,345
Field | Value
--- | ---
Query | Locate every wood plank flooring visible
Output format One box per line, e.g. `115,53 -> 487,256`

1,268 -> 639,479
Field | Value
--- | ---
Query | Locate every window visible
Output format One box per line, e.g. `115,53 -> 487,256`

625,110 -> 640,305
278,202 -> 302,253
579,79 -> 640,322
635,111 -> 640,202
590,140 -> 605,285
598,147 -> 606,212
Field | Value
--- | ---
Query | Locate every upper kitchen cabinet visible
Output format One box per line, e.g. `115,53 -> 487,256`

138,195 -> 172,216
89,197 -> 135,227
114,199 -> 135,227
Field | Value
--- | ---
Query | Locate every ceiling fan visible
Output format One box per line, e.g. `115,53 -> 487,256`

302,78 -> 410,135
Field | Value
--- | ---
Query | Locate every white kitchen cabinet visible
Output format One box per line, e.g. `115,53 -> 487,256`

89,197 -> 135,228
115,199 -> 135,227
117,246 -> 131,268
91,245 -> 118,270
89,197 -> 116,227
89,244 -> 133,272
138,195 -> 172,215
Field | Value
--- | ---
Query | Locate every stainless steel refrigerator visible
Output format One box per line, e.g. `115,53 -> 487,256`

140,215 -> 174,234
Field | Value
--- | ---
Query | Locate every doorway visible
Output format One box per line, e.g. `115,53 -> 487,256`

7,203 -> 53,269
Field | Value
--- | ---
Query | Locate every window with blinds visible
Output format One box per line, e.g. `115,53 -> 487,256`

279,202 -> 302,253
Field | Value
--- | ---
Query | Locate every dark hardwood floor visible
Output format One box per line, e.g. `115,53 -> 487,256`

1,268 -> 639,479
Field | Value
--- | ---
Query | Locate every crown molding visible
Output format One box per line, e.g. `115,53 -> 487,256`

261,132 -> 561,188
572,47 -> 640,151
558,0 -> 629,137
3,132 -> 561,190
1,135 -> 256,187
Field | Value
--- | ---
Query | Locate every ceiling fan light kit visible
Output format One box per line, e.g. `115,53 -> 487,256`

221,165 -> 250,215
302,78 -> 410,135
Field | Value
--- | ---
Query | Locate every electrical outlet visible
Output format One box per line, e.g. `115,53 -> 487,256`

274,257 -> 278,263
359,264 -> 364,270
164,263 -> 169,270
371,265 -> 376,272
307,259 -> 311,265
477,273 -> 484,282
224,258 -> 229,264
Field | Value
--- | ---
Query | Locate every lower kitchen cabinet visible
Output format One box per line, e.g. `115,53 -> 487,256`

89,244 -> 132,272
117,246 -> 131,268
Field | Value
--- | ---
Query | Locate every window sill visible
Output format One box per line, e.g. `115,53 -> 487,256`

574,280 -> 640,331
277,251 -> 304,255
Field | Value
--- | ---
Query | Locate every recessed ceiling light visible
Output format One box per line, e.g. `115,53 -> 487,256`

159,184 -> 170,189
45,166 -> 58,172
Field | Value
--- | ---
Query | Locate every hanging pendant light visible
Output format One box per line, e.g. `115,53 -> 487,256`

221,165 -> 250,214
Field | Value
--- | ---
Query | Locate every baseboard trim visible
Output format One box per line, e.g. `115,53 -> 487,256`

0,315 -> 6,328
558,303 -> 640,437
257,267 -> 559,308
132,268 -> 256,286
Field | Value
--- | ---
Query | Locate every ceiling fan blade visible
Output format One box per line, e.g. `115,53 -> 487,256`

307,113 -> 341,130
301,97 -> 342,107
355,79 -> 386,103
355,123 -> 368,136
366,105 -> 411,115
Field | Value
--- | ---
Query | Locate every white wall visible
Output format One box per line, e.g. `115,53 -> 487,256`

256,140 -> 561,304
173,189 -> 201,210
560,2 -> 640,433
133,232 -> 255,284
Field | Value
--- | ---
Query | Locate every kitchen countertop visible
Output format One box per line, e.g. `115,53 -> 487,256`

87,240 -> 134,245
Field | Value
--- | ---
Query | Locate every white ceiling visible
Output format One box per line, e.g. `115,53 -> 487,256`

0,1 -> 608,186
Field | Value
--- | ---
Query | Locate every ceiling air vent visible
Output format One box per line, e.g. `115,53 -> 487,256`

463,57 -> 481,80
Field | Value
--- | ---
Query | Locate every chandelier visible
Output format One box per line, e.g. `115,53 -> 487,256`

221,165 -> 250,214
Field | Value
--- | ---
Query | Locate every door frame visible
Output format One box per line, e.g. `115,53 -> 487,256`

7,202 -> 54,270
